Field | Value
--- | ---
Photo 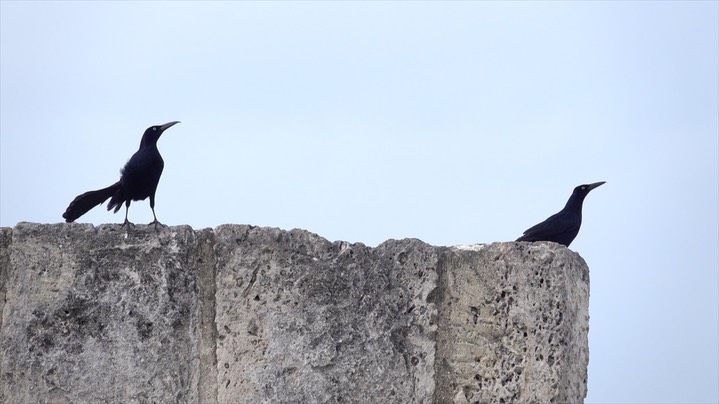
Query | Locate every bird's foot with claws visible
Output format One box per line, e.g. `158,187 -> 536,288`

149,219 -> 167,230
121,219 -> 135,228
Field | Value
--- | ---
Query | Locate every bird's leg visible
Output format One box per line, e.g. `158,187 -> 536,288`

148,207 -> 166,230
121,205 -> 135,228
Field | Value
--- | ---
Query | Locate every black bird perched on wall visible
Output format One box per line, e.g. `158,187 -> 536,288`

516,181 -> 605,247
62,121 -> 180,226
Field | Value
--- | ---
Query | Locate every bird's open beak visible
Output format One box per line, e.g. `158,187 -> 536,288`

587,181 -> 606,191
159,121 -> 180,132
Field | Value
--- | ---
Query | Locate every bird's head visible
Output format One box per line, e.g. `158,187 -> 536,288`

562,181 -> 605,211
140,121 -> 180,147
572,181 -> 606,199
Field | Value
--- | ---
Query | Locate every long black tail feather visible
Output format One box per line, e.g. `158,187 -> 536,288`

62,181 -> 122,222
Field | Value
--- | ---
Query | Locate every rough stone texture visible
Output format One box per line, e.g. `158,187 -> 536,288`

0,223 -> 589,403
213,225 -> 438,403
435,243 -> 589,403
0,223 -> 204,404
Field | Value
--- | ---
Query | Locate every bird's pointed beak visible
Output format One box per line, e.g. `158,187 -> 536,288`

587,181 -> 606,191
159,121 -> 180,132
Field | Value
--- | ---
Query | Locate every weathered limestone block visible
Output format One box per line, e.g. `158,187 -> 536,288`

0,223 -> 589,404
0,223 -> 204,404
435,243 -> 589,403
213,225 -> 438,403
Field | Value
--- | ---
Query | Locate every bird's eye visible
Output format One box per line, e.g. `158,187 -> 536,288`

152,127 -> 158,131
581,186 -> 586,190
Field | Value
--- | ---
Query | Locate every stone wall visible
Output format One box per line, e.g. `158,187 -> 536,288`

0,223 -> 588,403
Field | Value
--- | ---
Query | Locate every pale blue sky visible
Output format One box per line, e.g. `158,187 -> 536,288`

1,2 -> 717,402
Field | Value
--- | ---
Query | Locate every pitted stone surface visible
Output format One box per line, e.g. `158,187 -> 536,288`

0,223 -> 203,404
435,242 -> 589,403
0,223 -> 589,403
213,225 -> 438,403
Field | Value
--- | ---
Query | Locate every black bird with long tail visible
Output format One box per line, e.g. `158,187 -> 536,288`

516,181 -> 605,247
62,121 -> 180,227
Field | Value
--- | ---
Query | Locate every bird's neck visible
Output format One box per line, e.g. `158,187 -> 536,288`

563,195 -> 586,213
139,133 -> 161,149
139,140 -> 160,151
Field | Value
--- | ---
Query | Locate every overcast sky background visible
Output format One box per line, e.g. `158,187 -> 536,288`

1,2 -> 717,402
